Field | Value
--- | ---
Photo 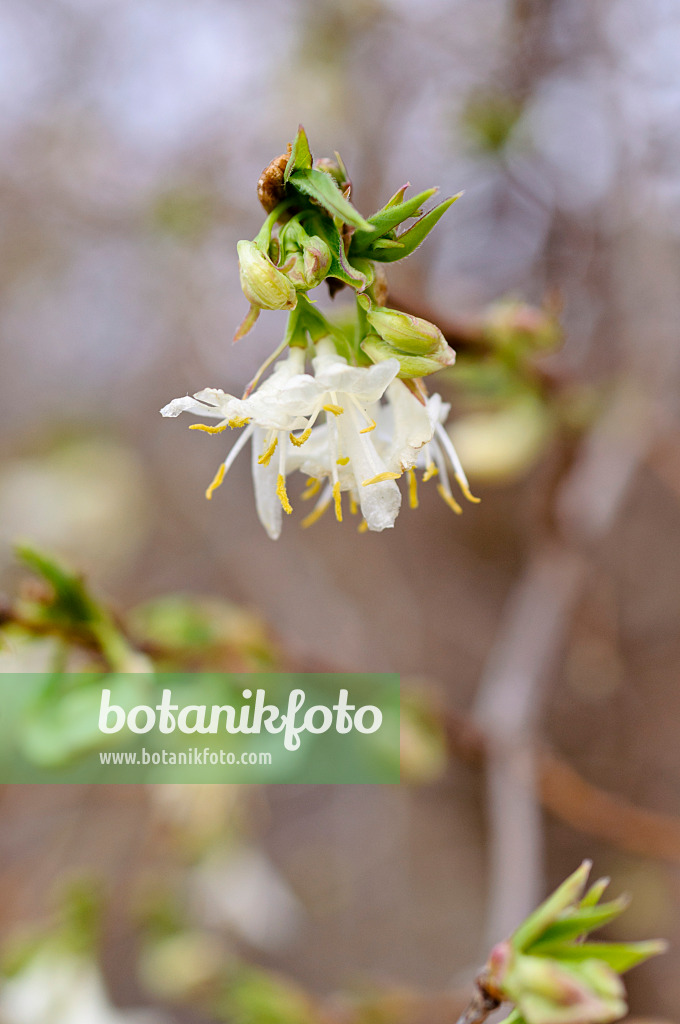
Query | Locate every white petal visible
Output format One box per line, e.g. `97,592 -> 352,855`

382,380 -> 434,472
312,355 -> 399,404
360,478 -> 401,531
160,395 -> 224,418
251,427 -> 282,540
336,413 -> 401,530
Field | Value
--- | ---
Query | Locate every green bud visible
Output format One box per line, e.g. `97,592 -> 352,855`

360,296 -> 452,359
505,952 -> 626,1024
361,333 -> 453,379
237,240 -> 297,310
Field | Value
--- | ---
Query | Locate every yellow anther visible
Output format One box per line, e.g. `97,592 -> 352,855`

323,403 -> 344,416
423,462 -> 438,482
301,500 -> 331,529
357,520 -> 369,533
336,456 -> 349,466
289,427 -> 312,447
228,416 -> 250,429
276,474 -> 293,514
362,471 -> 401,487
408,468 -> 419,509
457,477 -> 481,504
301,477 -> 321,501
190,422 -> 227,434
349,495 -> 358,515
332,481 -> 342,522
205,462 -> 226,500
437,483 -> 462,514
258,435 -> 278,466
359,418 -> 376,434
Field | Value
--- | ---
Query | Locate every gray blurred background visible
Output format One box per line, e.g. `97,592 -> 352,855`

0,0 -> 679,1021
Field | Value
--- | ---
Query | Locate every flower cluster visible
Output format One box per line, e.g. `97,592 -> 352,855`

162,126 -> 477,539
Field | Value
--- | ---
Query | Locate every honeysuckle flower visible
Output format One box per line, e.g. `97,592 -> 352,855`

161,342 -> 414,537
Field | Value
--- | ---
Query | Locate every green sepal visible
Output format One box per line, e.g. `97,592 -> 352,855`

530,898 -> 630,950
530,941 -> 667,973
369,193 -> 462,263
351,187 -> 438,250
287,168 -> 372,230
284,125 -> 313,183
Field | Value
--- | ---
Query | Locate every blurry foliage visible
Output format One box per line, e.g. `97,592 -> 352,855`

460,92 -> 524,157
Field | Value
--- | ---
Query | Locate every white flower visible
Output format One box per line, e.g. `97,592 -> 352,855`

161,343 -> 408,537
161,339 -> 475,538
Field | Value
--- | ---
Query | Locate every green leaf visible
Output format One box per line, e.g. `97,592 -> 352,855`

580,878 -> 610,909
369,239 -> 404,251
496,1012 -> 526,1024
383,182 -> 410,209
368,193 -> 462,262
15,543 -> 95,624
287,168 -> 372,230
317,219 -> 368,290
351,187 -> 438,249
512,862 -> 592,953
530,898 -> 630,949
284,125 -> 313,183
532,941 -> 667,973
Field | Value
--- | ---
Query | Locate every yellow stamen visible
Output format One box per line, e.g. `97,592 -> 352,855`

301,477 -> 321,501
437,483 -> 462,514
332,481 -> 342,522
362,471 -> 401,487
349,495 -> 358,515
301,500 -> 331,529
190,422 -> 227,434
408,468 -> 419,509
289,427 -> 312,447
228,416 -> 250,429
258,435 -> 278,466
359,418 -> 376,434
323,403 -> 344,416
357,520 -> 369,534
336,456 -> 349,466
276,474 -> 293,514
423,462 -> 438,482
457,477 -> 481,504
205,462 -> 226,500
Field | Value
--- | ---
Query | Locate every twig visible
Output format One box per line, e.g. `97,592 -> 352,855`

443,709 -> 680,865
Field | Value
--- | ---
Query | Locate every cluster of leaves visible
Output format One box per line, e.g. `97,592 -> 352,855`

480,862 -> 666,1024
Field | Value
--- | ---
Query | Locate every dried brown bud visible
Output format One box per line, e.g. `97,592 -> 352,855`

257,145 -> 291,213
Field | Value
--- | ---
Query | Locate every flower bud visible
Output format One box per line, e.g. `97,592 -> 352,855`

361,298 -> 450,357
302,234 -> 332,285
281,236 -> 332,290
361,333 -> 454,379
505,954 -> 626,1024
237,240 -> 297,310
